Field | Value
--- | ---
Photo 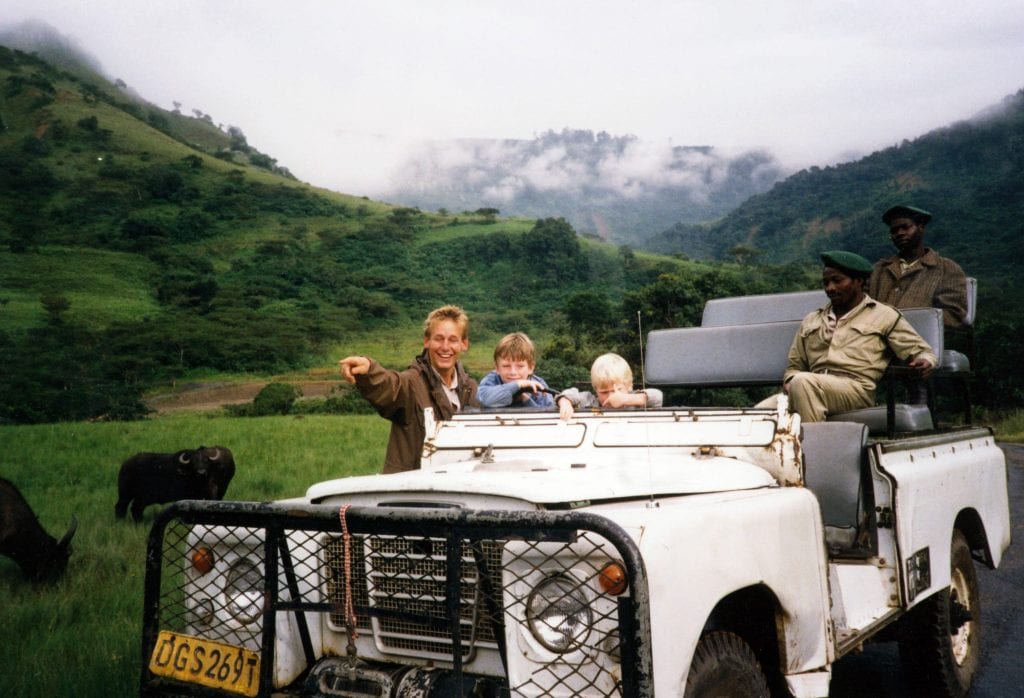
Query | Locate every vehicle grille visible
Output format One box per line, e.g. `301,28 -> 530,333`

325,534 -> 505,659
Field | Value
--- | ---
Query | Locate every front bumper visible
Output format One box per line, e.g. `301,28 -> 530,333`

140,500 -> 653,697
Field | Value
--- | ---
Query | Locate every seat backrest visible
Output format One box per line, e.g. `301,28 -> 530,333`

802,421 -> 867,532
645,320 -> 801,388
899,307 -> 944,358
701,290 -> 827,327
964,276 -> 977,327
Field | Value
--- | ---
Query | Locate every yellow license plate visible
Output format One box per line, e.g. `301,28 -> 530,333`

149,630 -> 261,697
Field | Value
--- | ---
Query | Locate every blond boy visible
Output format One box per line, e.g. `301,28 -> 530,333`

556,353 -> 663,419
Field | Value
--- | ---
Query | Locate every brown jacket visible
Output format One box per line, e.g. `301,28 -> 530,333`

355,351 -> 479,474
868,249 -> 968,329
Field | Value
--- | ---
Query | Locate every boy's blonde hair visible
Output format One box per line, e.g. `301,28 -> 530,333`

423,305 -> 469,339
493,332 -> 536,365
590,353 -> 632,389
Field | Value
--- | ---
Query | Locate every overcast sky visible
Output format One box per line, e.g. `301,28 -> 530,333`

3,1 -> 1024,196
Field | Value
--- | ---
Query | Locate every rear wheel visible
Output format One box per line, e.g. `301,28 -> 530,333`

898,529 -> 980,698
684,630 -> 770,698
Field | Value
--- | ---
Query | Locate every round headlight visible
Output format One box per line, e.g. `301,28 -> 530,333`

224,557 -> 264,624
526,573 -> 592,653
190,597 -> 216,627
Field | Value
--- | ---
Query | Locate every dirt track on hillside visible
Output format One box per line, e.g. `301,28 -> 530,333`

146,381 -> 344,414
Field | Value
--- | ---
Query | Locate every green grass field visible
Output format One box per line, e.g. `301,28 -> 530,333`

0,413 -> 387,697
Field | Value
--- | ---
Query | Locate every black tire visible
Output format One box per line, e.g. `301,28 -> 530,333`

684,630 -> 771,698
898,529 -> 981,698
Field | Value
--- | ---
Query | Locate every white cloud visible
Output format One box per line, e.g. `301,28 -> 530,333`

2,0 -> 1023,193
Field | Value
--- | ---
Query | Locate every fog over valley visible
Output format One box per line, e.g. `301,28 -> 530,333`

378,130 -> 787,243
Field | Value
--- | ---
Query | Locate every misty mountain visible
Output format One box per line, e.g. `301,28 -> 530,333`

0,19 -> 104,78
647,88 -> 1024,288
381,129 -> 788,246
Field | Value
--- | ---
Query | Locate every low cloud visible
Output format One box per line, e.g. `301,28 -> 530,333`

371,129 -> 787,243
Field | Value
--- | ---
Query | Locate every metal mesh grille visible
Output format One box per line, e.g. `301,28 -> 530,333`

501,531 -> 627,697
155,520 -> 330,652
326,535 -> 504,658
324,534 -> 372,631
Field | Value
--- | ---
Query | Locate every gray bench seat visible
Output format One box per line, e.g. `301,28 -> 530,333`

644,293 -> 949,435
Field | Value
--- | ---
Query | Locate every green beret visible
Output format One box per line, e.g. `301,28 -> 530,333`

820,250 -> 873,277
882,205 -> 932,224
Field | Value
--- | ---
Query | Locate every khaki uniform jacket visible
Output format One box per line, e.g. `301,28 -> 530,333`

785,296 -> 938,393
868,249 -> 968,329
355,352 -> 479,474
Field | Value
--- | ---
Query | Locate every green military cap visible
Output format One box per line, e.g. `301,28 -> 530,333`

882,205 -> 932,225
820,250 -> 874,278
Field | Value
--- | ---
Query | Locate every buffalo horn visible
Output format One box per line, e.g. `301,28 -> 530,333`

58,515 -> 79,548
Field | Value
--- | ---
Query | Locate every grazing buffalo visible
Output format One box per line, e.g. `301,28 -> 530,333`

0,478 -> 78,583
115,445 -> 235,522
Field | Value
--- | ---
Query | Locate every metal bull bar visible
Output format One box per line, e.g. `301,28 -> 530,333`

140,499 -> 654,697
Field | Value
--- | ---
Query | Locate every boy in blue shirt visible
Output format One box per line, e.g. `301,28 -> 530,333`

477,332 -> 555,409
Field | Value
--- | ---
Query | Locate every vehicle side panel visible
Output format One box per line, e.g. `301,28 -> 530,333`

588,486 -> 831,695
874,429 -> 1009,607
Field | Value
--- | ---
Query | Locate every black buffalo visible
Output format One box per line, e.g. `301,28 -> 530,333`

115,445 -> 235,522
0,477 -> 78,583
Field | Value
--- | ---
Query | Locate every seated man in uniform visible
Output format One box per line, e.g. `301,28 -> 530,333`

782,251 -> 937,423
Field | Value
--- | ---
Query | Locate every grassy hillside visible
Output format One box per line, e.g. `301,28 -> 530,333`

2,42 -> 815,423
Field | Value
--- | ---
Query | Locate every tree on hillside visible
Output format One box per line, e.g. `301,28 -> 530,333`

565,290 -> 612,348
474,207 -> 500,223
728,244 -> 763,265
227,125 -> 249,152
521,218 -> 587,280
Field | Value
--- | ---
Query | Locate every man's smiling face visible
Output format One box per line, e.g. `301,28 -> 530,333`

423,319 -> 468,378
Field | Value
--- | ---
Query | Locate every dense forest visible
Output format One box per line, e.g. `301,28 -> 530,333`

1,41 -> 1021,424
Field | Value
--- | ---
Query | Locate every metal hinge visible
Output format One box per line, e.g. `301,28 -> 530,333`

876,507 -> 895,528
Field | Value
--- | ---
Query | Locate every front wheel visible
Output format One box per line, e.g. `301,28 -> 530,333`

898,529 -> 981,697
684,630 -> 770,698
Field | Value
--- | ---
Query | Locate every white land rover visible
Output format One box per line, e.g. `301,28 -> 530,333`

139,291 -> 1010,698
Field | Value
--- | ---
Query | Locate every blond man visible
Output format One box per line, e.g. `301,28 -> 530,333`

339,305 -> 479,473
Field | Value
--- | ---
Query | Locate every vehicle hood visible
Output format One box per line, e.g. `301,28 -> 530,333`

306,453 -> 776,506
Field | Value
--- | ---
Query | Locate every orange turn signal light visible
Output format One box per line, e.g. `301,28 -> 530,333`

191,546 -> 215,575
598,561 -> 628,595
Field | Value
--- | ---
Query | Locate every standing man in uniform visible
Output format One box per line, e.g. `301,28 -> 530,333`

783,251 -> 937,423
339,305 -> 480,473
869,205 -> 968,329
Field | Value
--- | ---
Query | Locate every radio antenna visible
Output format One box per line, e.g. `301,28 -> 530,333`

636,310 -> 647,390
637,310 -> 658,508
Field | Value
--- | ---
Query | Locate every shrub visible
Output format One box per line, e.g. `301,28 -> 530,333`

252,382 -> 303,415
292,385 -> 375,415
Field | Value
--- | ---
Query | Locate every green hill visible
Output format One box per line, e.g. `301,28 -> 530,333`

1,42 -> 808,423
